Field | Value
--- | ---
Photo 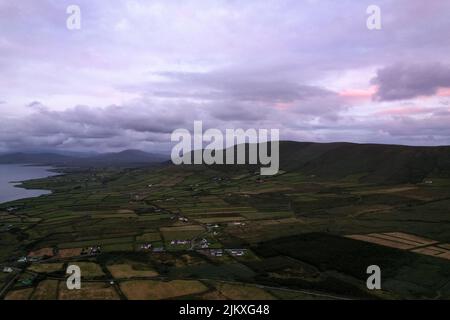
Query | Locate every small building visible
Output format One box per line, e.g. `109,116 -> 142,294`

210,249 -> 223,257
82,245 -> 101,255
2,267 -> 13,273
141,243 -> 152,250
171,240 -> 190,245
227,249 -> 247,257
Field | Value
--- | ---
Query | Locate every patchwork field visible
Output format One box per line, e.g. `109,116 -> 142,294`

346,232 -> 450,260
120,280 -> 208,300
108,264 -> 158,279
1,163 -> 450,300
58,282 -> 120,300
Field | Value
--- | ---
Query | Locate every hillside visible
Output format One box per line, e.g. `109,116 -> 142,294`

2,142 -> 450,183
277,141 -> 450,183
0,150 -> 168,167
188,141 -> 450,184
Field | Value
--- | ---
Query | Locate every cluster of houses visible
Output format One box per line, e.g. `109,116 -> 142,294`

140,243 -> 165,252
199,238 -> 210,249
206,248 -> 247,257
80,245 -> 101,256
209,249 -> 223,257
170,240 -> 190,246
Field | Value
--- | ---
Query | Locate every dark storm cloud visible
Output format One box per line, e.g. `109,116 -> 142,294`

372,63 -> 450,101
0,101 -> 198,151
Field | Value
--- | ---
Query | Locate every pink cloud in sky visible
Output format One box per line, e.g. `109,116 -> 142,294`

437,88 -> 450,97
375,106 -> 430,117
339,86 -> 377,102
274,102 -> 295,110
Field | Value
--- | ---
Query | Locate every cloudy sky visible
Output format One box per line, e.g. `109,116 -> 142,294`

1,0 -> 450,153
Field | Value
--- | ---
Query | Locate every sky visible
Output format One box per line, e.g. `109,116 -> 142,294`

1,0 -> 450,153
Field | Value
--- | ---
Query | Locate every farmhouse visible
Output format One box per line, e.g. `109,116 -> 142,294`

170,240 -> 190,245
141,243 -> 152,250
2,267 -> 13,273
209,249 -> 223,257
81,245 -> 101,255
227,249 -> 247,257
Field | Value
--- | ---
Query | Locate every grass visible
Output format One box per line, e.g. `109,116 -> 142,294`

4,288 -> 34,300
28,263 -> 64,273
58,282 -> 120,300
107,264 -> 158,279
73,262 -> 105,278
119,280 -> 208,300
31,280 -> 58,300
214,283 -> 276,300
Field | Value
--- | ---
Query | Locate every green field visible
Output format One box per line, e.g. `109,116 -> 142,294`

1,161 -> 450,300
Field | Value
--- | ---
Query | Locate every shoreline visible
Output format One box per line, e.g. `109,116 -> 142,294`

0,164 -> 65,205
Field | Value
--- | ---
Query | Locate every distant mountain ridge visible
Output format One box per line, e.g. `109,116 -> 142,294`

0,149 -> 168,167
2,142 -> 450,183
186,141 -> 450,184
277,141 -> 450,183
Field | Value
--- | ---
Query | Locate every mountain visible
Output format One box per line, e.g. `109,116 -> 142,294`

186,141 -> 450,184
82,150 -> 168,166
2,142 -> 450,183
0,150 -> 168,167
275,141 -> 450,183
0,152 -> 74,165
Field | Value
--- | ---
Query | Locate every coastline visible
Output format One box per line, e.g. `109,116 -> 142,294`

0,164 -> 64,205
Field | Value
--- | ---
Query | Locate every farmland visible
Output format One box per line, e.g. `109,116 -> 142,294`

1,157 -> 450,300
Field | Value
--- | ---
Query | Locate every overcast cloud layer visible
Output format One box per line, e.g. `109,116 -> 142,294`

1,0 -> 450,152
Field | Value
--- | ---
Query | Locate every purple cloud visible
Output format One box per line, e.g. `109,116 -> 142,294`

1,0 -> 450,151
372,63 -> 450,101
